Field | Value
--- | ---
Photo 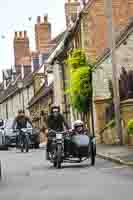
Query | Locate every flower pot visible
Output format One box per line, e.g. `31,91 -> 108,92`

128,135 -> 133,146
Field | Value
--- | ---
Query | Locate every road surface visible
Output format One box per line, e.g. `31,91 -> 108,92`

0,149 -> 133,200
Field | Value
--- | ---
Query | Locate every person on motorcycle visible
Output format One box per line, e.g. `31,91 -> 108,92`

46,104 -> 70,159
72,120 -> 89,135
12,110 -> 32,147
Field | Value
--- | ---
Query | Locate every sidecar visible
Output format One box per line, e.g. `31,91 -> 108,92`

64,134 -> 96,166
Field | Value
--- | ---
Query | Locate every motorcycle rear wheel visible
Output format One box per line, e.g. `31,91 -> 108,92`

90,143 -> 95,166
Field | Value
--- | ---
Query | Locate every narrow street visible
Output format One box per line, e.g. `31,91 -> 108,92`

0,149 -> 133,200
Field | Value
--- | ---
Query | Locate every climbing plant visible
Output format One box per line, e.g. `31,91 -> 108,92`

66,48 -> 95,118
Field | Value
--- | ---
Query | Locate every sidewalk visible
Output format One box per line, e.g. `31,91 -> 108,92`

97,144 -> 133,167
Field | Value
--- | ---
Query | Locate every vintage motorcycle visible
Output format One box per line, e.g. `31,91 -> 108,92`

47,129 -> 96,169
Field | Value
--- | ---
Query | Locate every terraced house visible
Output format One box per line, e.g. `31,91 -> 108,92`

41,0 -> 133,144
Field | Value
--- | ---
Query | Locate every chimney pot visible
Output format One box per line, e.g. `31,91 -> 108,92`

44,15 -> 48,23
37,16 -> 41,23
15,32 -> 18,38
24,30 -> 27,38
19,31 -> 23,38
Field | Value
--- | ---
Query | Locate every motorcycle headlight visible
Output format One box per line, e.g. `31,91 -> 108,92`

56,134 -> 62,140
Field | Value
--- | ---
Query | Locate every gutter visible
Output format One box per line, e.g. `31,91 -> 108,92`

46,31 -> 70,65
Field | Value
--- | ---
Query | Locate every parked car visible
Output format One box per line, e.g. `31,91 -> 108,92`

0,119 -> 8,150
4,119 -> 40,148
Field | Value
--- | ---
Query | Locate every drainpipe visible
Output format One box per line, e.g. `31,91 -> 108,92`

80,15 -> 85,49
53,60 -> 62,111
60,62 -> 68,120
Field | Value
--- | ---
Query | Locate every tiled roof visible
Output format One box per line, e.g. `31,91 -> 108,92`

0,72 -> 34,103
47,31 -> 67,57
0,83 -> 4,91
50,31 -> 66,45
0,83 -> 18,103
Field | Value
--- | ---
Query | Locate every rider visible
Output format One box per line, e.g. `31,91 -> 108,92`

12,110 -> 32,146
72,120 -> 89,135
46,104 -> 70,159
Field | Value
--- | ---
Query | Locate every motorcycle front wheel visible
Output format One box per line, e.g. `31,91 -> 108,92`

56,144 -> 62,169
25,135 -> 29,153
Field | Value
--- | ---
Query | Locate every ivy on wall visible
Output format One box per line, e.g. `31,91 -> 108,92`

66,48 -> 95,114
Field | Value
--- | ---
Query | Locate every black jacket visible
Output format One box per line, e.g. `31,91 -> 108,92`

47,113 -> 69,132
12,116 -> 32,130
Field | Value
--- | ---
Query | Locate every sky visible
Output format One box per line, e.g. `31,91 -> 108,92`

0,0 -> 66,75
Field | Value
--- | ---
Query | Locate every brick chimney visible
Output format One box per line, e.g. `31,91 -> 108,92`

65,0 -> 81,27
128,0 -> 133,21
31,51 -> 39,72
35,15 -> 52,53
14,31 -> 30,75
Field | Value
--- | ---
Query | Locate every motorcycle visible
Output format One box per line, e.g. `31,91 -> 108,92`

16,128 -> 32,152
48,129 -> 96,169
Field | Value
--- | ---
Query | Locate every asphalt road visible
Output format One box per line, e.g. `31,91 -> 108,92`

0,149 -> 133,200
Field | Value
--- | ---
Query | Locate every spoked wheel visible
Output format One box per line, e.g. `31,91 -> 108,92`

51,151 -> 57,167
25,136 -> 29,153
56,144 -> 62,169
20,139 -> 24,152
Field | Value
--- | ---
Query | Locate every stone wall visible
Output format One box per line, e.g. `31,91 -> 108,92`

102,127 -> 118,145
94,98 -> 111,143
93,30 -> 133,102
94,99 -> 133,144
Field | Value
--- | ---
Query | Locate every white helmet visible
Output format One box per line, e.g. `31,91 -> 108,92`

73,120 -> 84,129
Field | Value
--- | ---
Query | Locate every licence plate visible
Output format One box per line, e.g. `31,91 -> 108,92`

56,134 -> 62,140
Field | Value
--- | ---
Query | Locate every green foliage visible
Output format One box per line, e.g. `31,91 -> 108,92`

108,119 -> 115,129
66,48 -> 95,113
66,48 -> 88,69
127,119 -> 133,135
71,95 -> 90,113
104,119 -> 115,130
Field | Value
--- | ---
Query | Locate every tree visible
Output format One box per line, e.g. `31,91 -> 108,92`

66,48 -> 95,124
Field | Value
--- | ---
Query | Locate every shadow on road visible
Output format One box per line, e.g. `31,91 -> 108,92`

31,162 -> 92,171
44,163 -> 93,170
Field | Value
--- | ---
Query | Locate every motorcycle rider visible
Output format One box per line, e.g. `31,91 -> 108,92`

46,104 -> 70,159
12,110 -> 32,147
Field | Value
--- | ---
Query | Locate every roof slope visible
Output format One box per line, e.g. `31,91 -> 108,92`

28,83 -> 53,108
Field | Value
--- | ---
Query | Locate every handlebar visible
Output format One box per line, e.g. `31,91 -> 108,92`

48,129 -> 70,135
14,128 -> 32,132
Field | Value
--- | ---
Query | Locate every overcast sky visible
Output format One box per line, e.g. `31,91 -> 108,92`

0,0 -> 66,74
